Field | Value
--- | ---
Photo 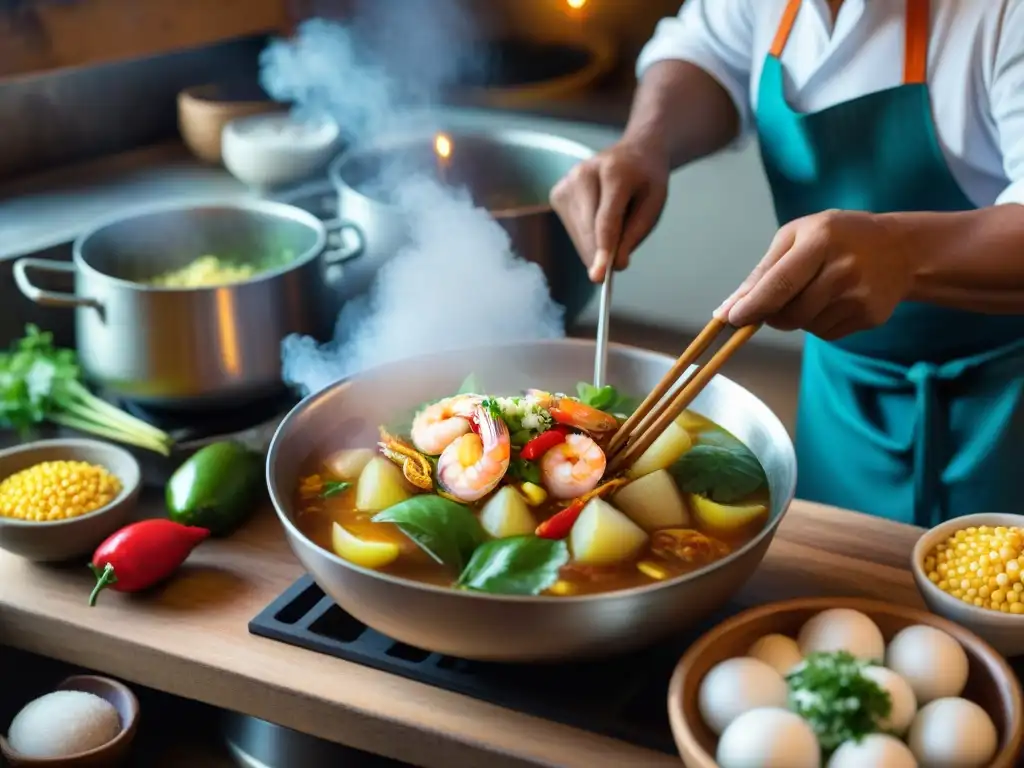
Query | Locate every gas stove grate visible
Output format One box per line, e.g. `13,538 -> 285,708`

249,575 -> 747,755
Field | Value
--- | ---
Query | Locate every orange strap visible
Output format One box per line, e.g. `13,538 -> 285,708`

769,0 -> 930,85
768,0 -> 803,58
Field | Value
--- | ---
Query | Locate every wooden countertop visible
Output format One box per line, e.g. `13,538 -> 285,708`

0,494 -> 925,768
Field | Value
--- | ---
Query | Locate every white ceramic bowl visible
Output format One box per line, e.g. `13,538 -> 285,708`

912,512 -> 1024,657
222,113 -> 341,189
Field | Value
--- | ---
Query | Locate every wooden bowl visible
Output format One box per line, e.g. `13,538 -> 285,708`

177,80 -> 284,165
668,597 -> 1024,768
1,675 -> 140,766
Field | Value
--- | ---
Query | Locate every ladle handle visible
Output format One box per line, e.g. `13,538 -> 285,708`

593,267 -> 614,389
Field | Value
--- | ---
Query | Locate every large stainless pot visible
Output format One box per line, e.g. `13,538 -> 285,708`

328,127 -> 596,325
267,339 -> 797,662
12,200 -> 350,409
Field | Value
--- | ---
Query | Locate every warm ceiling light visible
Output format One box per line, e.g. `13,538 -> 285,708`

434,133 -> 453,160
566,0 -> 588,9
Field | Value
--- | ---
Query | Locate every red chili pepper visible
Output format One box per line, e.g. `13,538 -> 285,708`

534,478 -> 631,540
88,519 -> 210,606
535,499 -> 585,540
519,426 -> 569,461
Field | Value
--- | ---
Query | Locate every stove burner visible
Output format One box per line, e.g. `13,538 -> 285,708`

119,391 -> 298,444
250,576 -> 747,754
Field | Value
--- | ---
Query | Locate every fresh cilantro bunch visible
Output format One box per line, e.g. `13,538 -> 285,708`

0,325 -> 174,455
786,651 -> 892,753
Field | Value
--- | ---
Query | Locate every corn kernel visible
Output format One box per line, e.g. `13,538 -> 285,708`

548,580 -> 577,596
518,482 -> 548,507
0,460 -> 121,522
637,560 -> 670,581
926,524 -> 1024,616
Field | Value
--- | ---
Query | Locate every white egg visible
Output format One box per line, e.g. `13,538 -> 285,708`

717,707 -> 821,768
827,733 -> 917,768
885,625 -> 968,704
908,697 -> 997,768
861,666 -> 918,735
748,633 -> 804,676
798,609 -> 885,662
698,657 -> 788,735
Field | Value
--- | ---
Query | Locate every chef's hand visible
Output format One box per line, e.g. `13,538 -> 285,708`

717,210 -> 914,339
550,140 -> 669,283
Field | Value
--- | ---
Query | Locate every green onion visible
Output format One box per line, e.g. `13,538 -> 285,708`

0,325 -> 175,455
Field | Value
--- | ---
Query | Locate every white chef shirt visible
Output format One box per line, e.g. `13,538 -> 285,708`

636,0 -> 1024,208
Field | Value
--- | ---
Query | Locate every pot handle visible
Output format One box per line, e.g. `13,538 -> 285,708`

13,258 -> 103,311
322,219 -> 364,264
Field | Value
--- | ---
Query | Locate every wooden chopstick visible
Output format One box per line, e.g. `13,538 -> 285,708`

606,320 -> 759,476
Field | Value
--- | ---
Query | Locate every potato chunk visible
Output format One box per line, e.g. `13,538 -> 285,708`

480,486 -> 536,538
324,448 -> 376,480
627,421 -> 692,478
356,457 -> 412,511
614,470 -> 692,532
570,498 -> 649,566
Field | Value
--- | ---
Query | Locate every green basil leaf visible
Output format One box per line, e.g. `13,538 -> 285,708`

321,480 -> 352,498
457,536 -> 569,595
372,496 -> 486,572
456,372 -> 483,395
669,442 -> 767,503
575,381 -> 617,411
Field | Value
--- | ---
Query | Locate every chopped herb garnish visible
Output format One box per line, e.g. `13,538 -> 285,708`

320,480 -> 352,498
786,651 -> 891,754
507,457 -> 542,485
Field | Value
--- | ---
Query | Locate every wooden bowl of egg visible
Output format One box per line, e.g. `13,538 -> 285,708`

668,597 -> 1023,768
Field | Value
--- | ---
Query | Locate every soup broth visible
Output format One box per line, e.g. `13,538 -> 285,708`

294,382 -> 771,597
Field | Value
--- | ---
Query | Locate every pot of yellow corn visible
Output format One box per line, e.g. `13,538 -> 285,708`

11,200 -> 355,409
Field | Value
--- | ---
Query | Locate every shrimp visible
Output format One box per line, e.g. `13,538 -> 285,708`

539,432 -> 607,500
526,390 -> 618,435
410,395 -> 480,455
436,406 -> 511,502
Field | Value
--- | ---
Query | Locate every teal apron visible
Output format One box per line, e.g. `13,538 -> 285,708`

755,0 -> 1024,527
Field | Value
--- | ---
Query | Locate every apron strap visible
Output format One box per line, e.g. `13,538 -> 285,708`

769,0 -> 931,85
907,362 -> 945,527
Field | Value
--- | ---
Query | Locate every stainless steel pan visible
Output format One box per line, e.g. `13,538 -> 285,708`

266,339 -> 797,662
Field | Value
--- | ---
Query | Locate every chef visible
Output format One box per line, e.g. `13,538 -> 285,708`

551,0 -> 1024,526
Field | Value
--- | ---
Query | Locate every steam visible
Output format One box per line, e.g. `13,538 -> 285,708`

261,14 -> 566,397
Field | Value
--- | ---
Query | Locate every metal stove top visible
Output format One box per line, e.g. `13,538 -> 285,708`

250,575 -> 746,755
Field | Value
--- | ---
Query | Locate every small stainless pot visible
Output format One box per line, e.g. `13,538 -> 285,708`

328,127 -> 597,324
13,200 -> 357,409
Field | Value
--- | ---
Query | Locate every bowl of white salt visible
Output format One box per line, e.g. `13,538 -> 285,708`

0,675 -> 139,766
222,112 -> 341,189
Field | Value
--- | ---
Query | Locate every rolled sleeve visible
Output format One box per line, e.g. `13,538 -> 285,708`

991,0 -> 1024,205
636,0 -> 756,141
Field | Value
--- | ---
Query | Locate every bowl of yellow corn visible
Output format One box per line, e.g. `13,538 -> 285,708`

0,439 -> 141,562
913,512 -> 1024,657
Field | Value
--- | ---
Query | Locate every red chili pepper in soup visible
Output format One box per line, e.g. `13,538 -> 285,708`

535,498 -> 585,540
534,478 -> 631,540
519,426 -> 569,461
88,519 -> 210,606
